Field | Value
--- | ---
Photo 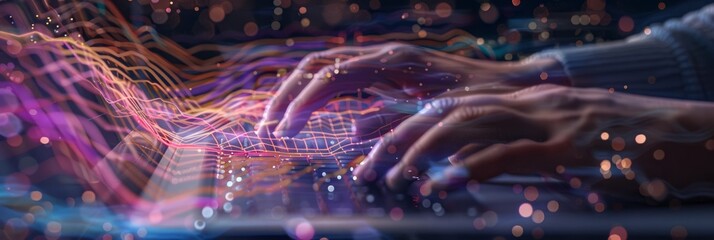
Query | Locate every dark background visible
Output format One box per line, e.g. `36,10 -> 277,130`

112,0 -> 714,49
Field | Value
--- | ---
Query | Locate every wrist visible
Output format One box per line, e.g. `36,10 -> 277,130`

510,57 -> 571,86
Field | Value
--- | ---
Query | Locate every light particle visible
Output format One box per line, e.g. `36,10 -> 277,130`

518,203 -> 533,218
635,134 -> 646,144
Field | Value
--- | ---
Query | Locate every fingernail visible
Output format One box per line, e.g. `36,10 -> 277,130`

357,168 -> 377,183
386,167 -> 407,190
353,158 -> 370,176
273,121 -> 288,136
272,131 -> 284,138
447,155 -> 459,165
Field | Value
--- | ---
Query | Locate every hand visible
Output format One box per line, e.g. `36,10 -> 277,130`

257,42 -> 566,138
353,84 -> 714,192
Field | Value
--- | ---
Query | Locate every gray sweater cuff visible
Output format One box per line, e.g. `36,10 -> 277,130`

532,38 -> 705,100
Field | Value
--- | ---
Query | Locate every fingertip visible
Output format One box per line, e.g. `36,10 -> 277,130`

355,167 -> 377,185
352,157 -> 370,175
385,166 -> 410,191
256,121 -> 271,137
273,119 -> 288,136
271,130 -> 284,138
279,116 -> 310,138
447,155 -> 460,165
422,180 -> 441,194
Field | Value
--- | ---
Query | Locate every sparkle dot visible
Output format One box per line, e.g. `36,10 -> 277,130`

539,72 -> 548,80
271,21 -> 281,30
389,207 -> 404,221
435,3 -> 452,18
571,15 -> 580,25
587,192 -> 599,204
201,207 -> 214,218
296,222 -> 314,240
653,149 -> 665,160
635,134 -> 646,144
524,186 -> 539,201
594,202 -> 606,212
473,218 -> 486,230
600,160 -> 611,171
418,30 -> 427,38
620,158 -> 632,169
47,221 -> 61,233
600,132 -> 609,140
569,178 -> 582,188
609,226 -> 627,240
194,220 -> 206,230
387,145 -> 397,154
300,18 -> 311,27
151,10 -> 168,24
244,22 -> 258,36
705,139 -> 714,151
611,137 -> 625,151
40,137 -> 49,144
618,16 -> 634,32
81,191 -> 96,203
209,7 -> 225,22
349,3 -> 360,13
555,165 -> 565,174
671,226 -> 687,240
547,200 -> 559,212
518,203 -> 533,218
528,22 -> 537,30
531,210 -> 545,223
103,222 -> 112,231
512,225 -> 524,237
30,191 -> 42,201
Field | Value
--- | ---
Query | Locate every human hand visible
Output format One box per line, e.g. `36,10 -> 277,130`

257,42 -> 566,138
353,84 -> 714,192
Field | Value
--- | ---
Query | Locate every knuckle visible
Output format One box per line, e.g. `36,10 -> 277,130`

448,106 -> 479,122
428,97 -> 460,113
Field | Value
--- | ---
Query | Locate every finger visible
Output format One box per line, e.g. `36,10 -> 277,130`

257,69 -> 309,137
273,53 -> 385,137
257,47 -> 382,136
448,143 -> 487,165
385,106 -> 521,190
353,108 -> 411,140
354,96 -> 503,184
353,104 -> 448,184
353,99 -> 421,140
427,139 -> 549,191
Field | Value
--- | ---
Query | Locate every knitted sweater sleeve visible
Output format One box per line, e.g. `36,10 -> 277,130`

532,5 -> 714,101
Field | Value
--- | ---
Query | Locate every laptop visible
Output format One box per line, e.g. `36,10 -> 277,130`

95,104 -> 714,239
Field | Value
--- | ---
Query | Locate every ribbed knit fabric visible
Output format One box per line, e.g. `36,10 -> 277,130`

532,4 -> 714,101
